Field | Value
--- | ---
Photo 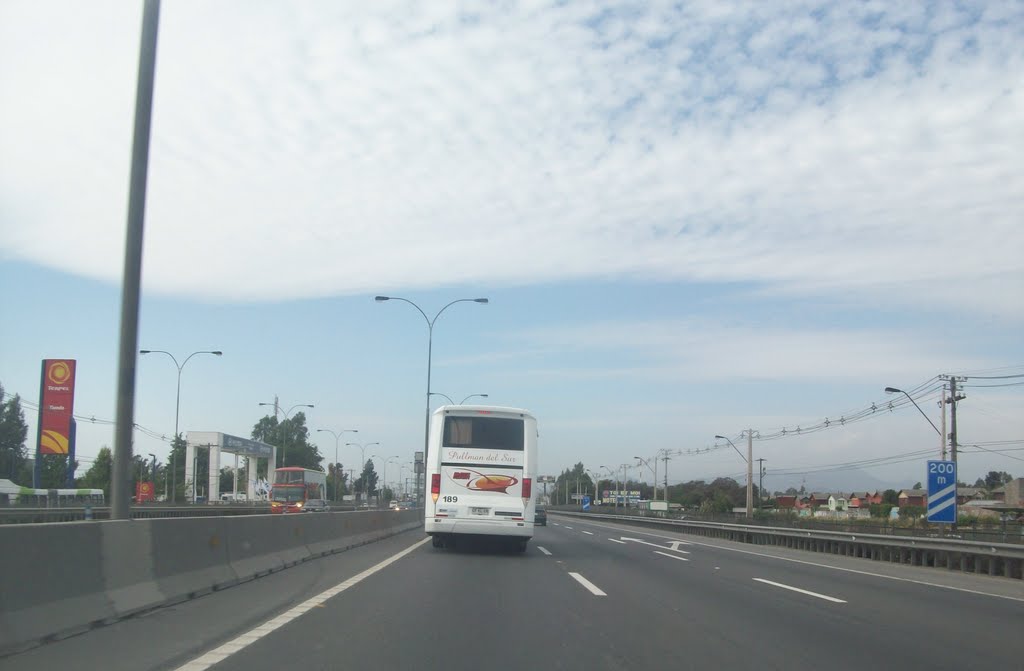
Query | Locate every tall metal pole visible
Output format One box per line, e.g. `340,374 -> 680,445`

423,325 -> 432,505
949,377 -> 959,465
756,458 -> 766,508
112,0 -> 161,521
746,430 -> 753,518
172,366 -> 181,502
142,350 -> 221,503
939,385 -> 947,460
375,296 -> 488,510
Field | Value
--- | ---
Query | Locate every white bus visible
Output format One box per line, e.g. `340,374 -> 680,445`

425,405 -> 537,552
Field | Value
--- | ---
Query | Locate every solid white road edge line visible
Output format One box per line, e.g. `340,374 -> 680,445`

753,578 -> 846,603
537,546 -> 553,555
654,551 -> 690,562
569,572 -> 607,596
173,537 -> 431,671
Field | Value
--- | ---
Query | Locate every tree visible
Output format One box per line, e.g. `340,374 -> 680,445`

983,471 -> 1013,490
882,489 -> 899,505
38,454 -> 78,488
912,481 -> 922,490
553,463 -> 595,505
79,447 -> 113,498
784,487 -> 799,496
168,434 -> 187,502
353,459 -> 378,503
0,384 -> 29,481
327,462 -> 348,501
973,477 -> 985,488
252,412 -> 323,470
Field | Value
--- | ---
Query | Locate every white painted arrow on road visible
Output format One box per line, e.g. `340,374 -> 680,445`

621,537 -> 690,554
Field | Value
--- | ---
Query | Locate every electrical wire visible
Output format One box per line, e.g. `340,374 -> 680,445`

13,394 -> 174,443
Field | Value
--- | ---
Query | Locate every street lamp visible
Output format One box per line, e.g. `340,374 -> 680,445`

600,465 -> 616,509
258,401 -> 314,467
635,456 -> 657,501
347,441 -> 379,505
139,349 -> 222,503
372,454 -> 400,507
430,392 -> 490,405
884,387 -> 943,437
317,428 -> 359,502
716,434 -> 752,518
375,295 -> 488,506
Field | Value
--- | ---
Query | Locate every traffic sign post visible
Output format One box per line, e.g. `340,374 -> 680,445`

926,460 -> 957,524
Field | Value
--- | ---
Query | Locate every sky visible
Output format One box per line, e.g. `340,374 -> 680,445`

1,0 -> 1022,494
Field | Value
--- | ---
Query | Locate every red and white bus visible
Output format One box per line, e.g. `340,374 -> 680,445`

270,467 -> 326,513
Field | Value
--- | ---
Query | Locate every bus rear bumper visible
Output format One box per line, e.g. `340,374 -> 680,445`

426,517 -> 533,538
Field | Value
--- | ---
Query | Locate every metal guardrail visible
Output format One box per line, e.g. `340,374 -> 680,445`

549,505 -> 1024,544
0,504 -> 362,524
552,510 -> 1024,580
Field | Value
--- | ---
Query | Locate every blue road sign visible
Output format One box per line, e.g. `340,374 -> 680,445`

926,460 -> 957,523
582,496 -> 591,511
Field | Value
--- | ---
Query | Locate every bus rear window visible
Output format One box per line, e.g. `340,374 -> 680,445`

443,416 -> 524,451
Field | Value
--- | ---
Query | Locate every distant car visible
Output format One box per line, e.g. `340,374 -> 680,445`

534,507 -> 547,526
303,499 -> 330,513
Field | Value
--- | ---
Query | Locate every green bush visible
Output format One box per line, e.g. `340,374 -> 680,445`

899,505 -> 926,519
869,503 -> 894,518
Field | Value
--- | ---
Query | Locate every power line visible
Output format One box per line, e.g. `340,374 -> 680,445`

960,443 -> 1024,464
13,393 -> 174,444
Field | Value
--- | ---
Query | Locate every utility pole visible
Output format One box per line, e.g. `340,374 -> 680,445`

939,382 -> 947,460
745,430 -> 754,517
949,377 -> 963,465
756,458 -> 766,509
661,450 -> 677,502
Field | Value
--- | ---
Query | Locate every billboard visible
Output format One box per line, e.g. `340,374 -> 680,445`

38,359 -> 76,455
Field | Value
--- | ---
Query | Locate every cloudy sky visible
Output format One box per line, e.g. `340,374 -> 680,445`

1,0 -> 1022,492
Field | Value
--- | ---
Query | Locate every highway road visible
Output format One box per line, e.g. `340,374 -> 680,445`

3,512 -> 1022,670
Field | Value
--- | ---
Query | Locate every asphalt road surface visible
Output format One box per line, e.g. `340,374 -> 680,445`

4,513 -> 1022,671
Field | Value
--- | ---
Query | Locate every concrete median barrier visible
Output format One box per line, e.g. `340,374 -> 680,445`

0,522 -> 113,653
150,516 -> 237,601
0,509 -> 422,656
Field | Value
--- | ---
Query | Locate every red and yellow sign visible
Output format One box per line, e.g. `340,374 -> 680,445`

38,359 -> 76,455
136,481 -> 155,503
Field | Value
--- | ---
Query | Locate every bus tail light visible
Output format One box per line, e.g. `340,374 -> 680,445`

522,477 -> 532,501
431,474 -> 441,502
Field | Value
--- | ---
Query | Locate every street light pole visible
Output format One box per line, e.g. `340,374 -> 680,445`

716,434 -> 754,518
635,456 -> 657,501
140,349 -> 222,503
430,392 -> 490,406
600,465 -> 615,508
375,296 -> 488,507
884,387 -> 943,438
316,428 -> 358,503
259,401 -> 314,467
347,441 -> 379,505
371,455 -> 400,506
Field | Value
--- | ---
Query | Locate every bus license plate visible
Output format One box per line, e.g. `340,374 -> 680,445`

471,507 -> 489,516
